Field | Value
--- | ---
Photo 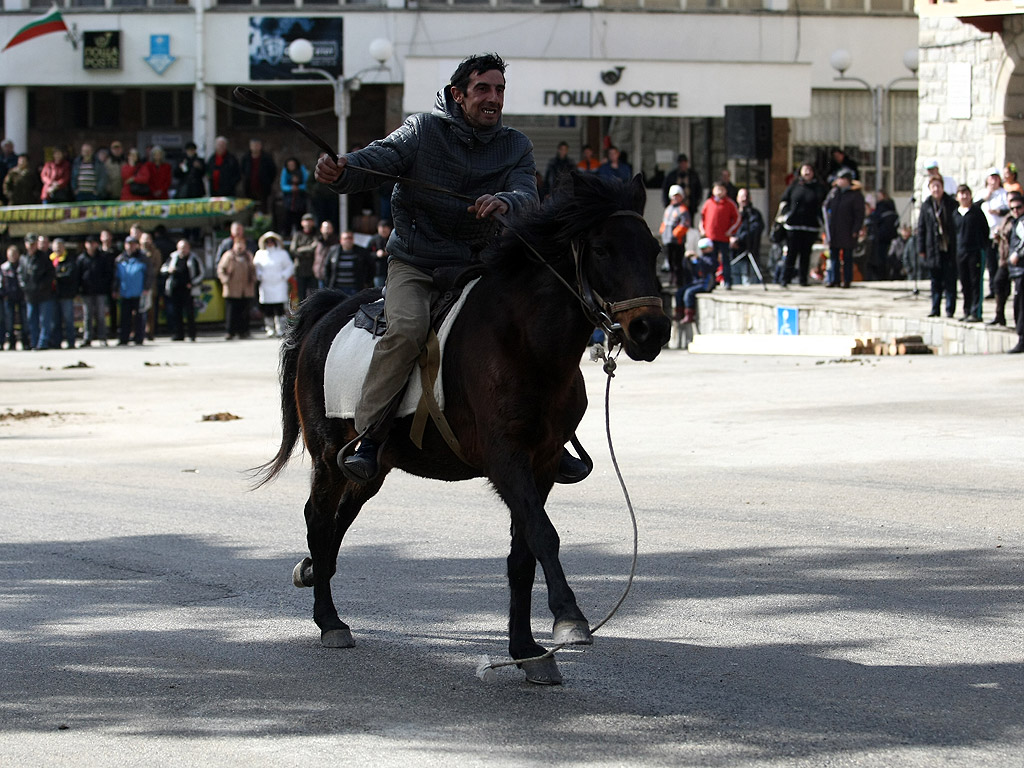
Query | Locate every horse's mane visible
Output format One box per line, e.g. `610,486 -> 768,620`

484,171 -> 645,271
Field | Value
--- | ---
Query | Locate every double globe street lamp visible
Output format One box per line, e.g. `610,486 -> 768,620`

287,37 -> 394,228
830,48 -> 919,193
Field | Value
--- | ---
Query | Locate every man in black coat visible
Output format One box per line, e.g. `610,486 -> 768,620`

241,139 -> 277,215
77,234 -> 115,346
779,163 -> 827,286
661,153 -> 703,214
730,188 -> 765,284
207,136 -> 241,197
953,184 -> 988,322
918,176 -> 958,318
823,169 -> 865,288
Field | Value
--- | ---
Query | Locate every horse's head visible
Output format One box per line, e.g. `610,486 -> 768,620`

573,173 -> 671,362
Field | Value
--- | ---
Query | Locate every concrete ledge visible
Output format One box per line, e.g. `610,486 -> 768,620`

688,282 -> 1019,355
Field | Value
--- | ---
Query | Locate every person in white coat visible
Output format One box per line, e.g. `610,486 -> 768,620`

253,231 -> 295,337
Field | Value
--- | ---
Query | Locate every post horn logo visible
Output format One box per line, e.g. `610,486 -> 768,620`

600,66 -> 625,85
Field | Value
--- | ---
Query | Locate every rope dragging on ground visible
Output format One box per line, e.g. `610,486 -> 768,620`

476,348 -> 640,681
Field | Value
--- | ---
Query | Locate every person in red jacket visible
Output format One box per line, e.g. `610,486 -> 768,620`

40,147 -> 72,203
699,182 -> 740,289
143,145 -> 173,200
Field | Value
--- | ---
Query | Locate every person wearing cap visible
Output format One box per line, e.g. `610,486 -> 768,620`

16,233 -> 57,350
921,159 -> 957,199
826,147 -> 859,183
103,141 -> 128,200
917,175 -> 958,318
253,231 -> 295,338
289,213 -> 320,301
113,236 -> 149,345
822,168 -> 865,288
674,238 -> 717,323
979,168 -> 1009,296
77,234 -> 115,346
660,184 -> 690,288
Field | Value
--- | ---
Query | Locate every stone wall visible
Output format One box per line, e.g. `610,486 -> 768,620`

918,16 -> 1024,189
692,292 -> 1018,354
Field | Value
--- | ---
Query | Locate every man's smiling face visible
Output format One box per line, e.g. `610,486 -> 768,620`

452,69 -> 505,130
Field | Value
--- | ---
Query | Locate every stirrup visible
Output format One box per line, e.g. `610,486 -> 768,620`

555,435 -> 593,484
337,435 -> 383,484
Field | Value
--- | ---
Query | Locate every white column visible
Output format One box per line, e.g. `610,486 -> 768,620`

5,87 -> 29,155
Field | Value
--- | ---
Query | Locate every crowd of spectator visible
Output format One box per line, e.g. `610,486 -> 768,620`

0,212 -> 393,350
0,135 -> 338,236
6,134 -> 1024,353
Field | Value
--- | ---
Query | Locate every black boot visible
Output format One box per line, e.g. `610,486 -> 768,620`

342,437 -> 381,483
1008,337 -> 1024,354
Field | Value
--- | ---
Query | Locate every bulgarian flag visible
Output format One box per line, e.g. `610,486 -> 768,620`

3,6 -> 69,52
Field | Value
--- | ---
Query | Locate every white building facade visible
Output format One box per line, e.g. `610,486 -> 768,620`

1,0 -> 918,220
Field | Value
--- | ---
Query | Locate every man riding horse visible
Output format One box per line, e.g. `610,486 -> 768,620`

315,53 -> 590,484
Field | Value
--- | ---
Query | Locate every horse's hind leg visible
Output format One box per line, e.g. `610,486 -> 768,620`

508,525 -> 562,685
297,456 -> 378,648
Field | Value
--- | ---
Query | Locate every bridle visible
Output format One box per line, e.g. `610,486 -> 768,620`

232,86 -> 663,346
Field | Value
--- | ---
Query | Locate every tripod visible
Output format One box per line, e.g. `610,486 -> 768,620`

729,250 -> 769,292
893,195 -> 920,301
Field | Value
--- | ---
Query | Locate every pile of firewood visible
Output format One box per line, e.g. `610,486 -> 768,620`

853,335 -> 934,355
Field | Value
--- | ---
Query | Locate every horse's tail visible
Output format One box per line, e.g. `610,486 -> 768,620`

250,290 -> 350,488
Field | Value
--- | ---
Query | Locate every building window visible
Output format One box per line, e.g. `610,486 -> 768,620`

791,88 -> 917,193
93,91 -> 123,129
226,87 -> 293,129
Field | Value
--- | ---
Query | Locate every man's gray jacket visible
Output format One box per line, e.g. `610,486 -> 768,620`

330,87 -> 538,271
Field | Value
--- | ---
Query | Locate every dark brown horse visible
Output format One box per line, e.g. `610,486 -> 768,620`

256,171 -> 670,684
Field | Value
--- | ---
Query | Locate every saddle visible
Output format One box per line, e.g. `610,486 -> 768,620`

337,264 -> 487,464
352,263 -> 487,339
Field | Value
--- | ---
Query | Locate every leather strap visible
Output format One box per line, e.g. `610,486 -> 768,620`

410,330 -> 471,464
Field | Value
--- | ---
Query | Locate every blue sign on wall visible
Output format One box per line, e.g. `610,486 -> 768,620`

776,305 -> 799,335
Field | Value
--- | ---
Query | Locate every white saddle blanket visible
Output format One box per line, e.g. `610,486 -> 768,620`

324,278 -> 480,420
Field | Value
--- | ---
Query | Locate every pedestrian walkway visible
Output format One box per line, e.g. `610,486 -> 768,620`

681,280 -> 1018,355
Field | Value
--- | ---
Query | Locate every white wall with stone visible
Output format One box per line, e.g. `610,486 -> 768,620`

918,15 -> 1024,191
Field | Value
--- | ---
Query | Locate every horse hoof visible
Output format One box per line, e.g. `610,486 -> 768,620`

292,557 -> 313,588
553,619 -> 592,646
321,628 -> 355,648
521,657 -> 562,685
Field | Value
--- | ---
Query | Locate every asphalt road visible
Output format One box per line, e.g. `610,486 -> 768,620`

2,337 -> 1022,767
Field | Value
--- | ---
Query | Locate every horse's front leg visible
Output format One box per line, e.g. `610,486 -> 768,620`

493,458 -> 592,648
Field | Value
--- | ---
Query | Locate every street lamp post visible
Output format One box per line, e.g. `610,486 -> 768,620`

830,49 -> 919,193
287,37 -> 393,230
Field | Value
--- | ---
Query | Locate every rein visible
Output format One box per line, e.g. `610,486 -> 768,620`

232,86 -> 662,346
